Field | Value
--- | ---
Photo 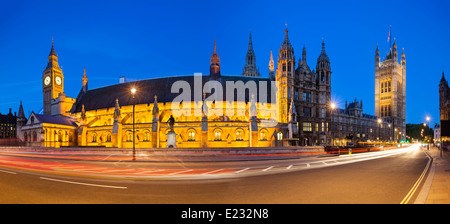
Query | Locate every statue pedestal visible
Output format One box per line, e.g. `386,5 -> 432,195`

166,130 -> 177,148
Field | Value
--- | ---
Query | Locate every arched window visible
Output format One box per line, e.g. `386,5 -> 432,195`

32,131 -> 37,142
126,131 -> 133,142
188,129 -> 195,141
106,133 -> 112,142
236,130 -> 243,141
92,133 -> 97,143
260,131 -> 267,141
214,129 -> 222,141
277,132 -> 283,141
24,132 -> 28,141
143,131 -> 150,141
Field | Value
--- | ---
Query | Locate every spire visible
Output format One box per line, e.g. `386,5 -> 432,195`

82,67 -> 88,92
113,98 -> 121,122
242,31 -> 259,77
45,38 -> 60,70
49,37 -> 57,57
279,25 -> 294,61
302,45 -> 307,63
269,50 -> 274,80
152,95 -> 159,121
248,30 -> 253,50
210,39 -> 221,79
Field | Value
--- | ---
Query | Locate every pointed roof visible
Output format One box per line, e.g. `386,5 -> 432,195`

49,38 -> 57,57
45,38 -> 60,70
317,40 -> 329,63
17,101 -> 25,120
280,27 -> 293,51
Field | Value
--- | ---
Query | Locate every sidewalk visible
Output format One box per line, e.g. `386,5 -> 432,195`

424,146 -> 450,204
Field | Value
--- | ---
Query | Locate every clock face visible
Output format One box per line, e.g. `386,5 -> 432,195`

55,76 -> 62,85
44,76 -> 51,86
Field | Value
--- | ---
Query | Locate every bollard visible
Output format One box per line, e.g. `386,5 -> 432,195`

349,148 -> 352,156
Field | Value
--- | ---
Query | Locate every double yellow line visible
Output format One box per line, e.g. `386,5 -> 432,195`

400,151 -> 433,204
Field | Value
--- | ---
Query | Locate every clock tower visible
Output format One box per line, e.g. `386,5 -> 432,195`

43,39 -> 64,115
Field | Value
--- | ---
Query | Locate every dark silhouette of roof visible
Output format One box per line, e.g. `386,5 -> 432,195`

71,75 -> 275,113
34,113 -> 78,127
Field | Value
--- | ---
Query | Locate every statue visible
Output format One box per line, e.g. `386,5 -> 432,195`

167,115 -> 175,131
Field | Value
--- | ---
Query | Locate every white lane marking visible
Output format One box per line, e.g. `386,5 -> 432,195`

134,169 -> 165,175
235,168 -> 250,174
167,169 -> 193,175
0,169 -> 16,174
306,163 -> 310,167
286,165 -> 293,170
323,162 -> 329,165
39,177 -> 127,189
262,166 -> 273,172
202,169 -> 224,175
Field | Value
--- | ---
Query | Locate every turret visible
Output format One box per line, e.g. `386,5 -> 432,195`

268,50 -> 274,80
82,67 -> 88,93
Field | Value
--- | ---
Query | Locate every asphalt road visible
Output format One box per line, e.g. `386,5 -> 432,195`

0,145 -> 430,204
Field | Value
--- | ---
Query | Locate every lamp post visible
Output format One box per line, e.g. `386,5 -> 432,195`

330,103 -> 336,147
377,118 -> 382,144
131,87 -> 137,161
394,128 -> 397,143
426,116 -> 430,151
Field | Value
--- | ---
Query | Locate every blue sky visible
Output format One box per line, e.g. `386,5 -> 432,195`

0,0 -> 448,125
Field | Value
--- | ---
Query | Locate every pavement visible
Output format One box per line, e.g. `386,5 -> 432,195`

420,146 -> 450,204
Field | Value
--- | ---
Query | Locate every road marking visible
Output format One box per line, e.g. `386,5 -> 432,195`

286,165 -> 293,170
262,166 -> 273,172
167,169 -> 193,175
235,168 -> 250,174
323,162 -> 329,165
400,150 -> 432,204
202,169 -> 224,175
306,163 -> 310,167
0,169 -> 16,174
134,169 -> 165,175
39,177 -> 127,189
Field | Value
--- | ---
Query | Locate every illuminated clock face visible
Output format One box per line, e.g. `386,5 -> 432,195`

55,76 -> 62,85
44,76 -> 51,86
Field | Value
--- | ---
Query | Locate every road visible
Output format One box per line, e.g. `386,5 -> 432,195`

0,144 -> 431,204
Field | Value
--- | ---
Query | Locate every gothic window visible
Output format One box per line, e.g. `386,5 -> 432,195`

277,132 -> 283,141
126,131 -> 132,142
303,107 -> 311,117
236,129 -> 243,141
381,81 -> 384,93
188,129 -> 196,141
260,130 -> 268,141
214,129 -> 222,141
303,122 -> 312,132
32,131 -> 37,142
107,133 -> 112,142
92,133 -> 97,143
303,92 -> 311,102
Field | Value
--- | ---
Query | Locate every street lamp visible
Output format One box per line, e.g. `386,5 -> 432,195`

330,103 -> 336,147
426,116 -> 430,151
377,118 -> 382,144
131,87 -> 137,161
